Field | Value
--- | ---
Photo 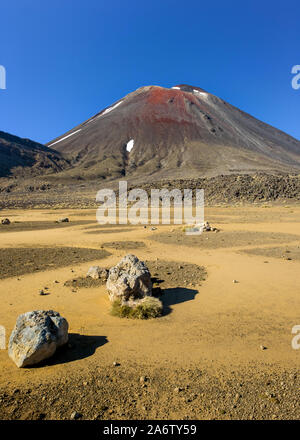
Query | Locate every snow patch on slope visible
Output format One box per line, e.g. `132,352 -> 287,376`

126,139 -> 134,152
48,129 -> 82,147
98,100 -> 123,117
194,89 -> 207,97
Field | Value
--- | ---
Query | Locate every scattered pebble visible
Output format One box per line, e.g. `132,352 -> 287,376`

70,411 -> 82,420
174,387 -> 182,393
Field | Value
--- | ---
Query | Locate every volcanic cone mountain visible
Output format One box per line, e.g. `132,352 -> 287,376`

46,84 -> 299,181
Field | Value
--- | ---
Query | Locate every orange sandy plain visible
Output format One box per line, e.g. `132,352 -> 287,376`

0,205 -> 299,420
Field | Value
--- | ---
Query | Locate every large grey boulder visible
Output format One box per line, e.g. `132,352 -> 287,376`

87,266 -> 108,281
8,310 -> 69,368
106,254 -> 152,305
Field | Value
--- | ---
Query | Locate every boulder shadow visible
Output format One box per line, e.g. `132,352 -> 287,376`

39,333 -> 108,367
160,287 -> 199,316
151,276 -> 164,286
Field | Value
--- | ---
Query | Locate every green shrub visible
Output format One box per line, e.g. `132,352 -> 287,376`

111,296 -> 163,319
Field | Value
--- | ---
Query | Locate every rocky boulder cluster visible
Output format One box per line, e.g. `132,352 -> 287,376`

185,221 -> 219,234
57,217 -> 69,223
8,254 -> 162,368
199,221 -> 219,232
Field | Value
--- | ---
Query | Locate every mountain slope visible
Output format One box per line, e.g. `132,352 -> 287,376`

43,83 -> 299,180
0,131 -> 69,178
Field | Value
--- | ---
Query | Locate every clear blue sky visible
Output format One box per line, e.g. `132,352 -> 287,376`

0,0 -> 299,144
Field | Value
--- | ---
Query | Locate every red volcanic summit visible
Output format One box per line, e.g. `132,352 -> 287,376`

46,84 -> 300,181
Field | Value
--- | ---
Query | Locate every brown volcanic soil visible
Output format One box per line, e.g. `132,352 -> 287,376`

150,230 -> 299,249
241,245 -> 300,261
0,247 -> 110,279
101,241 -> 146,250
0,363 -> 299,420
86,228 -> 137,235
146,259 -> 206,289
0,220 -> 94,233
64,277 -> 106,289
84,224 -> 137,229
